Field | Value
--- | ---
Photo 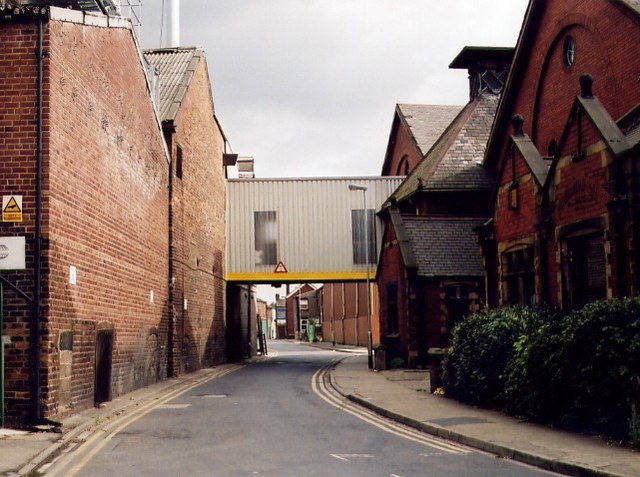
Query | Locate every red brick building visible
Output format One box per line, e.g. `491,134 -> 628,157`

479,0 -> 640,310
144,47 -> 228,375
0,3 -> 229,424
320,282 -> 377,346
376,47 -> 512,366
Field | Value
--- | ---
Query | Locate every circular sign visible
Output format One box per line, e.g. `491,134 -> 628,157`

0,244 -> 9,260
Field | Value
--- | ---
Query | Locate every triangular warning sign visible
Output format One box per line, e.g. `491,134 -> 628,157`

274,261 -> 288,273
3,196 -> 20,213
2,195 -> 22,222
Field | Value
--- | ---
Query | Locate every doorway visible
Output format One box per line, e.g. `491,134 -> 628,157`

95,330 -> 113,405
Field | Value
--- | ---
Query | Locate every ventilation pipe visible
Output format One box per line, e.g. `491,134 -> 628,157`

165,0 -> 180,47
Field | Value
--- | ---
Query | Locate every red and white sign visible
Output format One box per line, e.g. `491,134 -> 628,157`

274,261 -> 288,273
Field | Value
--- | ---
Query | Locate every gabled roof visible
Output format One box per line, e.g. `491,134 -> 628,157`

512,133 -> 549,186
286,283 -> 316,299
380,104 -> 461,175
382,92 -> 498,209
391,212 -> 485,278
143,47 -> 207,123
484,0 -> 640,173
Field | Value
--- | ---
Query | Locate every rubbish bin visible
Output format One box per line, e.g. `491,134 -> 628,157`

307,321 -> 316,342
373,344 -> 387,371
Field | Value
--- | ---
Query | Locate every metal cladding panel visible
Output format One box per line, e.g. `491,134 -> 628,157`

226,177 -> 403,282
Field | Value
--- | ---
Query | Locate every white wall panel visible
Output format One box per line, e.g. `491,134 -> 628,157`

226,177 -> 403,282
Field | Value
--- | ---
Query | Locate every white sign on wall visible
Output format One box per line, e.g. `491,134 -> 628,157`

0,236 -> 26,270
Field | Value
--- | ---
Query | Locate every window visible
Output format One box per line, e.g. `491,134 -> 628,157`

386,283 -> 399,335
176,145 -> 183,180
396,156 -> 409,175
254,211 -> 278,266
502,246 -> 535,306
352,209 -> 376,264
563,36 -> 576,67
563,232 -> 606,309
444,284 -> 470,340
299,298 -> 309,311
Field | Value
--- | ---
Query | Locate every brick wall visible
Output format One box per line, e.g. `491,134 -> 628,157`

167,58 -> 227,374
45,18 -> 170,416
488,0 -> 640,309
384,117 -> 423,176
0,21 -> 42,422
0,15 -> 171,421
505,0 -> 640,155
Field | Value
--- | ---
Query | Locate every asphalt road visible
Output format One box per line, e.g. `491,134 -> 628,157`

46,341 -> 560,477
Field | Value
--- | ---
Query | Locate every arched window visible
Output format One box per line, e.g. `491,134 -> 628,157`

563,36 -> 576,67
396,156 -> 409,175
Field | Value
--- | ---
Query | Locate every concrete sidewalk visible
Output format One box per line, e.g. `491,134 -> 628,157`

329,353 -> 640,477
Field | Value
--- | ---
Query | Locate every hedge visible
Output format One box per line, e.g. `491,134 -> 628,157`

442,297 -> 640,444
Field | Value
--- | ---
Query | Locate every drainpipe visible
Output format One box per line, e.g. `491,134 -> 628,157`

354,283 -> 359,346
1,281 -> 4,427
30,18 -> 45,425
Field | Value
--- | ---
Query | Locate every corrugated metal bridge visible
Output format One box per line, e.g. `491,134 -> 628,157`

226,177 -> 403,283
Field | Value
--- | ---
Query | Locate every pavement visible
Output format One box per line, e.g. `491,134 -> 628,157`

1,342 -> 640,477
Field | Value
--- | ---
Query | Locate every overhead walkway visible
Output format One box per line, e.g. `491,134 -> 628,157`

226,177 -> 403,283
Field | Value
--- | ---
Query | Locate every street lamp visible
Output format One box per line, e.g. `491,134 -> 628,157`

348,184 -> 373,370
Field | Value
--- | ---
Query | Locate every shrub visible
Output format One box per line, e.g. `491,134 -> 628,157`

442,307 -> 542,407
504,297 -> 640,442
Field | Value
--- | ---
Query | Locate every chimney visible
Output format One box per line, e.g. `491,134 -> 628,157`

164,0 -> 180,48
449,46 -> 514,102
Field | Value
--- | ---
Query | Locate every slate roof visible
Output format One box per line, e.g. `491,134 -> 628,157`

397,104 -> 462,158
383,92 -> 498,208
398,216 -> 485,277
143,47 -> 206,123
512,133 -> 549,186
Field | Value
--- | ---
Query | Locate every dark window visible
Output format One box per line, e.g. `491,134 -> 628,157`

352,209 -> 376,264
563,232 -> 606,309
254,211 -> 277,266
386,283 -> 399,335
444,284 -> 470,341
563,36 -> 576,67
176,145 -> 183,180
59,331 -> 73,351
396,156 -> 409,175
547,139 -> 558,157
502,247 -> 535,306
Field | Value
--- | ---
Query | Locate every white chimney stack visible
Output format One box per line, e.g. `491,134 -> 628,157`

165,0 -> 180,47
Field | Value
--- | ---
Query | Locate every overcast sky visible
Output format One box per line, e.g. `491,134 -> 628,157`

138,0 -> 529,179
137,1 -> 530,304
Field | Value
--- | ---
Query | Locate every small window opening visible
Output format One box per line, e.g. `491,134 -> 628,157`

563,36 -> 576,67
176,145 -> 183,180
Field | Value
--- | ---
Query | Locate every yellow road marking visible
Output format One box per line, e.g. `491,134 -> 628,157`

311,363 -> 468,455
47,365 -> 243,477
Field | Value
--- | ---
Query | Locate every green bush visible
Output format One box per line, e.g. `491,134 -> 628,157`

442,307 -> 543,407
503,297 -> 640,442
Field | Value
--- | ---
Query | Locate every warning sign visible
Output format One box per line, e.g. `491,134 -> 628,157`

274,261 -> 288,273
2,195 -> 22,222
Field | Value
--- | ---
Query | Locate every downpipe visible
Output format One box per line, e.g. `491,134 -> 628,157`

30,17 -> 44,426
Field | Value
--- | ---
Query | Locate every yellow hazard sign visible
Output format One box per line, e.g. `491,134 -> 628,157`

2,195 -> 22,222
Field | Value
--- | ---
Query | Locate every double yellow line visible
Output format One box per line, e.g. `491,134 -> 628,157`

311,362 -> 468,455
46,365 -> 243,477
